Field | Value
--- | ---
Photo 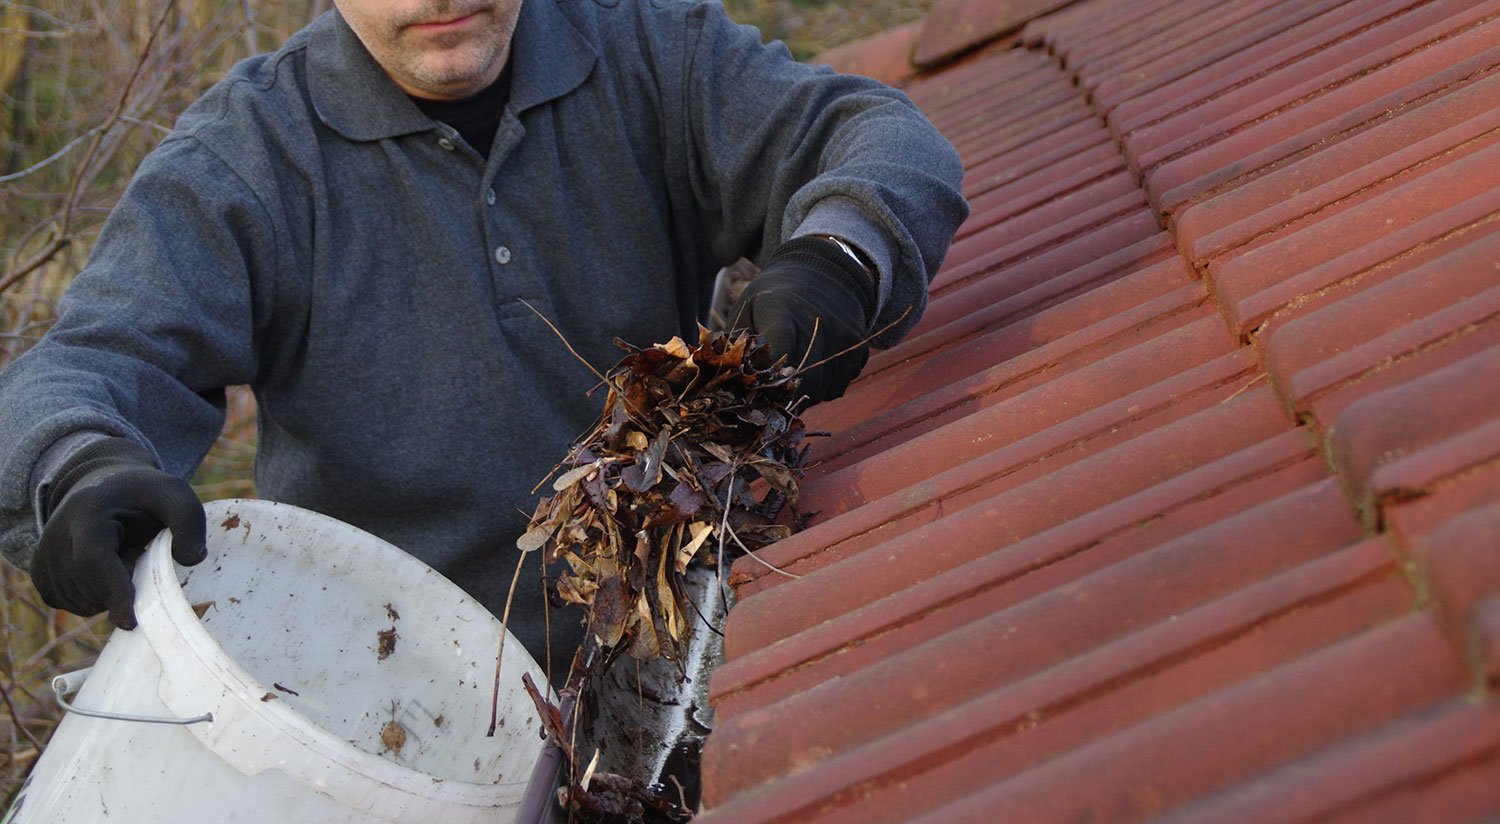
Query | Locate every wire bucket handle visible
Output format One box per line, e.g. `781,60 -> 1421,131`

52,667 -> 213,726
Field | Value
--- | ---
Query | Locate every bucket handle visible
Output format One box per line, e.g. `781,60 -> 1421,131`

53,668 -> 214,726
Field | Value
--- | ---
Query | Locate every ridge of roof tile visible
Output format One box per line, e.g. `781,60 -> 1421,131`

912,0 -> 1081,68
698,1 -> 1500,820
812,20 -> 925,87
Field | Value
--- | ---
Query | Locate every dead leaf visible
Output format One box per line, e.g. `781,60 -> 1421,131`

657,336 -> 692,359
676,522 -> 714,574
518,327 -> 810,664
516,522 -> 555,553
521,672 -> 568,750
553,460 -> 601,492
592,576 -> 630,648
380,720 -> 407,755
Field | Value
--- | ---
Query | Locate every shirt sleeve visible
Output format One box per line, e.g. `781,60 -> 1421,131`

671,0 -> 969,346
0,136 -> 276,570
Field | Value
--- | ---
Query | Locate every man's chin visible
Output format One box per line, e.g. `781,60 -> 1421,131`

405,57 -> 504,98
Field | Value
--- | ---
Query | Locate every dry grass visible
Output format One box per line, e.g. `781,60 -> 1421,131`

0,0 -> 936,808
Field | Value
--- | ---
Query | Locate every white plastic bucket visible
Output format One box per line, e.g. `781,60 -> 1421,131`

7,499 -> 549,823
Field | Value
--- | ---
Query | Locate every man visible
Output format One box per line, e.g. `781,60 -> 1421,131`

0,0 -> 967,671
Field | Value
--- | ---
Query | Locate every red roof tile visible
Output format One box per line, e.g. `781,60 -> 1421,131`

697,1 -> 1500,820
1329,345 -> 1500,514
1174,72 -> 1500,262
1165,698 -> 1500,823
910,0 -> 1074,67
903,612 -> 1461,823
812,21 -> 925,87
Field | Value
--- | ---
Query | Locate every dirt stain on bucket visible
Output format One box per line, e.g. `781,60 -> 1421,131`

380,720 -> 407,755
377,627 -> 398,661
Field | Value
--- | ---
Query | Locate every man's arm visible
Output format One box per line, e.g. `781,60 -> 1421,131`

0,136 -> 274,591
672,0 -> 969,347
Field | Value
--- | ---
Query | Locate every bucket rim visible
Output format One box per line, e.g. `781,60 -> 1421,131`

135,498 -> 540,815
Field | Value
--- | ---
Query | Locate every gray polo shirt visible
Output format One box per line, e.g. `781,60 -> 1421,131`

0,0 -> 967,664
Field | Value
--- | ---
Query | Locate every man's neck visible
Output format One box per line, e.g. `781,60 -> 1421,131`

408,59 -> 514,159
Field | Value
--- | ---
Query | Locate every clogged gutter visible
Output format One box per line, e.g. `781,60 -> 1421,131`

511,327 -> 815,822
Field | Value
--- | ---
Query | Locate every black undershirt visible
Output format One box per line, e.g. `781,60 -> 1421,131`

409,60 -> 513,160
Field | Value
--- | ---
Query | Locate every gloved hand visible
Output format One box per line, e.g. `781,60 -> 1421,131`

730,235 -> 878,405
31,437 -> 208,630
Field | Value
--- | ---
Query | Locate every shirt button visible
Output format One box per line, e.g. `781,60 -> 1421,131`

485,189 -> 496,206
438,137 -> 456,151
494,246 -> 512,264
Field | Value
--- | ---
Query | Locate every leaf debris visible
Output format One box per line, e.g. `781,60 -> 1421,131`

521,326 -> 812,665
514,327 -> 818,823
377,627 -> 398,661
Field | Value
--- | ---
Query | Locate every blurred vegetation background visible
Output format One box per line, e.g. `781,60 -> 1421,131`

0,0 -> 936,807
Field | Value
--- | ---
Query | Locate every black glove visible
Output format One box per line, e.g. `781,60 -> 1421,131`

730,236 -> 878,405
31,437 -> 207,630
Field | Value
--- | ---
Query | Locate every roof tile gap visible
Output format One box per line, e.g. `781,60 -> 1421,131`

1165,62 -> 1500,218
1138,10 -> 1500,175
1115,0 -> 1440,136
1297,314 -> 1500,412
1284,273 -> 1500,405
868,359 -> 1266,510
879,233 -> 1177,360
959,165 -> 1131,241
1087,0 -> 1350,110
1379,453 -> 1500,527
729,421 -> 1316,602
921,59 -> 1069,123
965,123 -> 1110,184
1246,210 -> 1500,337
931,69 -> 1078,129
1186,265 -> 1246,351
1039,540 -> 1408,715
875,252 -> 1178,374
723,473 -> 1371,716
1050,0 -> 1202,72
1194,121 -> 1500,264
908,611 -> 1459,824
1071,0 -> 1272,84
1161,697 -> 1500,824
936,200 -> 1154,296
948,96 -> 1097,170
702,531 -> 1393,824
844,302 -> 1192,448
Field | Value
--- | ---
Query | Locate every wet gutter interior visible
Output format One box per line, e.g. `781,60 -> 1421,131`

518,566 -> 728,821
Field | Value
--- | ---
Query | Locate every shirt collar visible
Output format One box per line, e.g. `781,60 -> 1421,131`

306,1 -> 597,142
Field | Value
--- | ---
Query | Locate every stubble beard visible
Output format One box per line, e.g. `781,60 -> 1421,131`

387,0 -> 512,94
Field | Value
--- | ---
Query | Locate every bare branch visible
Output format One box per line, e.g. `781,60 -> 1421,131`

0,679 -> 44,751
518,298 -> 608,383
240,0 -> 258,54
0,0 -> 179,295
0,26 -> 87,39
118,114 -> 171,136
0,126 -> 105,184
790,306 -> 912,377
487,548 -> 530,737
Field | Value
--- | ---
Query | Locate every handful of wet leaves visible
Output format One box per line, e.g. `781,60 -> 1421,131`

519,326 -> 811,664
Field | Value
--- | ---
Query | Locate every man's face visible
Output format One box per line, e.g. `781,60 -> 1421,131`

334,0 -> 521,100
